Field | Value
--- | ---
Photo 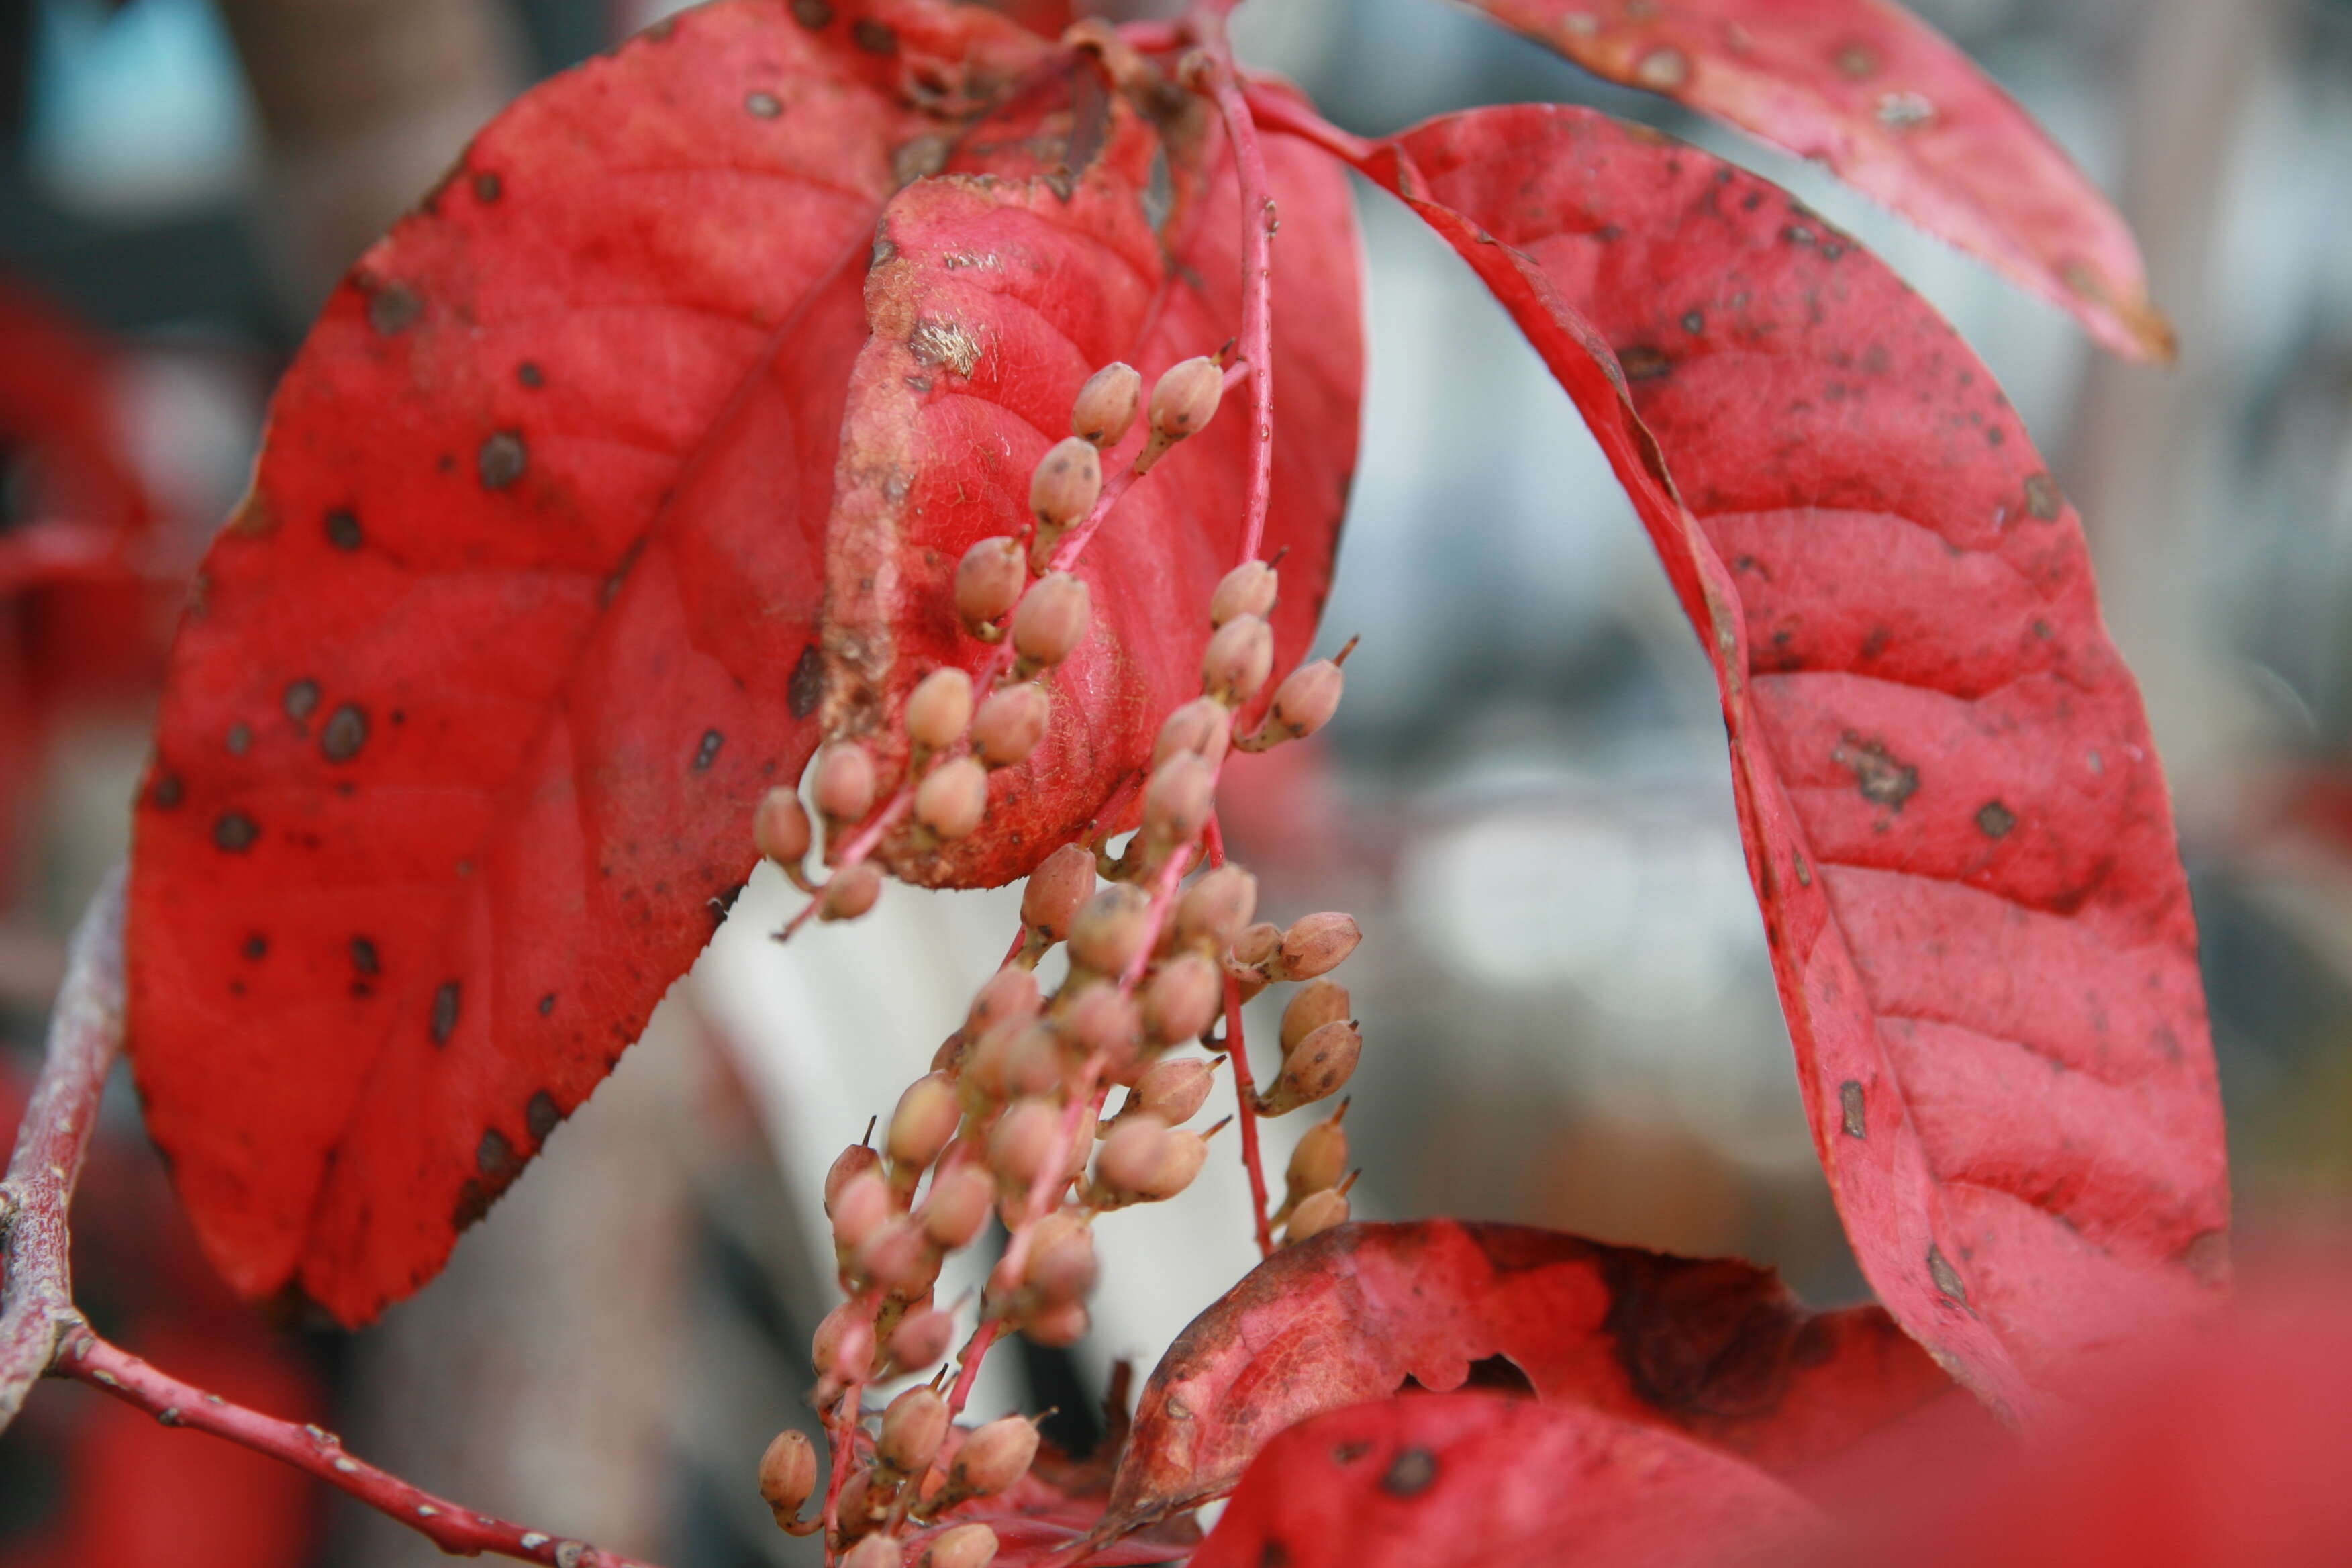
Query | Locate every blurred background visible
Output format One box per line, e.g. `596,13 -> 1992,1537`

4,0 -> 2351,1563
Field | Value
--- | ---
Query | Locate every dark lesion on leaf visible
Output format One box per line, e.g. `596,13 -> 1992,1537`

212,812 -> 259,852
852,18 -> 897,53
351,936 -> 381,976
325,507 -> 364,550
477,1128 -> 517,1178
320,703 -> 369,763
2024,471 -> 2064,520
1927,1245 -> 1971,1308
150,773 -> 185,810
283,678 -> 321,722
364,280 -> 423,336
1379,1447 -> 1438,1498
1839,1080 -> 1866,1138
1617,344 -> 1673,381
1832,732 -> 1918,811
430,980 -> 462,1046
1975,801 -> 2016,838
527,1089 -> 562,1142
790,0 -> 833,27
692,728 -> 725,772
788,640 -> 827,718
477,430 -> 528,490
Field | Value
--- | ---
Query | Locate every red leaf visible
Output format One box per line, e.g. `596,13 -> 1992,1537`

1191,1392 -> 1820,1568
125,0 -> 1056,1324
1453,0 -> 2172,361
1101,1220 -> 1959,1530
822,83 -> 1362,887
1338,106 -> 2227,1415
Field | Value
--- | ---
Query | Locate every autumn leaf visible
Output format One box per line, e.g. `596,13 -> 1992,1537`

1101,1220 -> 1959,1531
1300,103 -> 2228,1416
1452,0 -> 2173,360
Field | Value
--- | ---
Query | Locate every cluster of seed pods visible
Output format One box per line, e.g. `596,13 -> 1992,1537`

747,357 -> 1370,1565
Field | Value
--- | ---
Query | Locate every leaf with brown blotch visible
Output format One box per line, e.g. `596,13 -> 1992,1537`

1453,0 -> 2173,360
1101,1220 -> 1961,1531
1335,105 -> 2228,1417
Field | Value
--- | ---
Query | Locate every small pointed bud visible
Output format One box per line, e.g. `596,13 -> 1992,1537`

1025,1218 -> 1097,1303
988,1097 -> 1061,1193
754,787 -> 812,867
854,1216 -> 932,1293
1210,560 -> 1279,627
1280,979 -> 1353,1055
1202,614 -> 1274,705
915,756 -> 989,840
1133,1128 -> 1208,1201
1136,356 -> 1223,473
879,1385 -> 951,1474
1175,866 -> 1258,952
968,965 -> 1041,1038
825,1143 -> 883,1217
1284,1186 -> 1351,1245
950,1416 -> 1040,1500
887,1305 -> 956,1373
907,667 -> 974,752
1011,573 -> 1091,671
1067,883 -> 1153,976
1240,658 -> 1344,751
1143,953 -> 1221,1044
759,1428 -> 818,1524
1228,921 -> 1281,973
955,537 -> 1026,636
889,1074 -> 963,1172
1276,913 -> 1362,981
843,1536 -> 903,1568
1023,1298 -> 1090,1347
918,1161 -> 997,1251
970,683 -> 1051,767
820,863 -> 883,922
1064,985 -> 1142,1062
1260,1020 -> 1361,1116
814,1302 -> 875,1385
1285,1108 -> 1349,1210
832,1169 -> 893,1255
1095,1112 -> 1170,1193
1153,696 -> 1232,771
815,744 -> 878,824
1125,1056 -> 1216,1126
1072,362 -> 1142,448
922,1522 -> 1000,1568
1141,752 -> 1216,854
1021,843 -> 1095,942
1030,436 -> 1103,531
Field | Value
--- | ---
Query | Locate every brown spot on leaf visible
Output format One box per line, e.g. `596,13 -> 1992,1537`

1976,801 -> 2016,838
473,171 -> 502,203
213,812 -> 258,852
790,0 -> 832,23
351,936 -> 380,976
430,981 -> 461,1046
692,729 -> 724,772
477,1128 -> 516,1177
908,317 -> 981,376
321,704 -> 369,763
746,90 -> 781,118
283,679 -> 320,722
537,993 -> 557,1017
1834,43 -> 1878,77
1379,1448 -> 1438,1498
788,642 -> 826,718
517,362 -> 544,389
151,774 -> 185,810
243,933 -> 268,961
1332,1440 -> 1373,1465
1839,1080 -> 1866,1138
366,282 -> 422,336
477,431 -> 528,490
226,722 -> 252,756
1832,733 -> 1918,810
527,1089 -> 561,1142
325,509 -> 363,550
1928,1245 -> 1970,1307
852,17 -> 897,52
2024,471 -> 2063,520
1618,344 -> 1673,381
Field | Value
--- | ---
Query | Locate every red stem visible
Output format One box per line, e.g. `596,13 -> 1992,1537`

1203,818 -> 1275,1257
1195,28 -> 1279,562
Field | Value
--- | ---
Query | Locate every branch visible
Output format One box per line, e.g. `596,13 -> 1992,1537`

1191,26 -> 1278,563
0,869 -> 671,1568
1202,818 -> 1273,1258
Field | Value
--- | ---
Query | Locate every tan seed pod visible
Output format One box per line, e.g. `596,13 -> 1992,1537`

1284,1186 -> 1351,1246
915,755 -> 989,841
1175,865 -> 1258,951
988,1097 -> 1061,1193
1124,1056 -> 1216,1126
950,1415 -> 1040,1500
834,1469 -> 883,1540
1094,1112 -> 1170,1193
1284,1104 -> 1351,1210
1240,658 -> 1344,751
1136,356 -> 1223,473
1210,560 -> 1279,627
813,1302 -> 875,1385
1063,985 -> 1142,1063
970,682 -> 1051,768
1228,921 -> 1282,973
1022,1297 -> 1091,1348
889,1074 -> 963,1172
907,667 -> 975,752
1259,1020 -> 1361,1116
879,1385 -> 951,1474
831,1169 -> 894,1256
954,537 -> 1026,635
1001,1023 -> 1066,1100
1071,362 -> 1142,448
754,787 -> 812,867
887,1305 -> 956,1373
1201,613 -> 1274,705
967,965 -> 1041,1038
1011,572 -> 1091,670
1141,752 -> 1216,854
1024,1219 -> 1097,1303
922,1522 -> 1000,1568
1067,883 -> 1153,976
854,1216 -> 932,1293
825,1143 -> 883,1217
820,863 -> 883,922
842,1534 -> 904,1568
758,1428 -> 818,1522
1276,912 -> 1363,981
1143,952 -> 1222,1044
1134,1128 -> 1208,1201
1030,436 -> 1103,531
1021,843 -> 1095,942
815,744 -> 878,824
1280,979 -> 1353,1055
1153,696 -> 1232,771
918,1161 -> 996,1251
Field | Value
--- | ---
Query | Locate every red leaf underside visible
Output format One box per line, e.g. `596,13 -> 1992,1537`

1456,0 -> 2172,360
1358,107 -> 2226,1415
1104,1220 -> 1959,1528
126,0 -> 1076,1324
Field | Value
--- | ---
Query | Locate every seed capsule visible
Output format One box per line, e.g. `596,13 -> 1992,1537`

1136,356 -> 1223,473
854,1216 -> 933,1293
1064,985 -> 1142,1062
1141,752 -> 1216,855
1202,614 -> 1274,705
1285,1105 -> 1350,1210
1144,953 -> 1222,1044
918,1161 -> 996,1251
825,1143 -> 883,1216
1280,979 -> 1352,1055
879,1385 -> 950,1474
1259,1020 -> 1361,1116
1132,1128 -> 1208,1201
1022,1297 -> 1090,1347
1011,573 -> 1091,671
843,1536 -> 903,1568
1068,884 -> 1153,976
832,1169 -> 893,1255
1228,922 -> 1281,973
820,863 -> 883,922
999,1023 -> 1066,1100
915,756 -> 989,840
1277,913 -> 1362,981
989,1097 -> 1061,1193
1095,1112 -> 1170,1193
813,1302 -> 875,1385
922,1522 -> 1000,1568
950,1416 -> 1040,1500
887,1306 -> 956,1373
1175,866 -> 1258,952
759,1428 -> 818,1524
1210,560 -> 1278,627
1072,361 -> 1142,447
1242,658 -> 1344,751
907,667 -> 974,752
1022,843 -> 1095,942
754,787 -> 812,868
1024,1219 -> 1098,1303
968,965 -> 1040,1037
815,744 -> 878,824
1285,1186 -> 1351,1245
970,683 -> 1051,767
1030,436 -> 1103,531
955,537 -> 1026,636
1123,1055 -> 1216,1126
1153,697 -> 1232,770
889,1074 -> 963,1172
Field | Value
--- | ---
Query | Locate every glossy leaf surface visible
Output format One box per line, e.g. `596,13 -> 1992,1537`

1351,106 -> 2227,1416
1456,0 -> 2172,360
